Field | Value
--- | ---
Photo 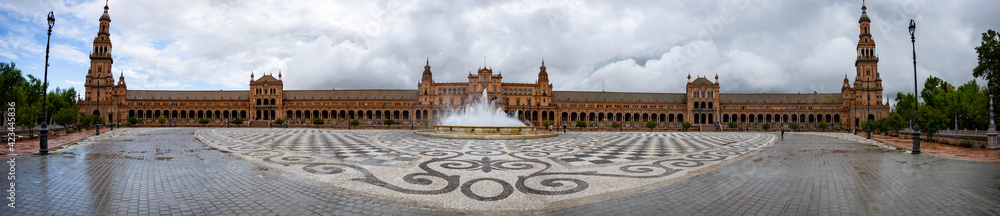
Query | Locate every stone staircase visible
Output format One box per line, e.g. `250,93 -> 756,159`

249,121 -> 270,128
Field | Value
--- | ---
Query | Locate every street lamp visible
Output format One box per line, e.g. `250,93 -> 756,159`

38,11 -> 55,155
867,89 -> 872,139
96,72 -> 101,136
909,19 -> 920,154
987,80 -> 997,149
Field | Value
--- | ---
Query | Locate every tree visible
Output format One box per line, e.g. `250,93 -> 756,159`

198,118 -> 210,125
127,117 -> 138,126
79,115 -> 94,130
918,106 -> 947,140
231,118 -> 244,124
349,120 -> 361,128
885,112 -> 907,133
382,119 -> 394,128
273,118 -> 285,125
789,122 -> 800,132
542,120 -> 551,128
421,119 -> 429,128
973,29 -> 999,86
761,123 -> 771,131
893,92 -> 917,123
313,118 -> 325,125
682,122 -> 692,132
157,116 -> 167,126
52,108 -> 77,133
818,122 -> 828,131
645,121 -> 656,131
610,122 -> 621,130
727,122 -> 738,130
575,121 -> 587,130
15,104 -> 39,136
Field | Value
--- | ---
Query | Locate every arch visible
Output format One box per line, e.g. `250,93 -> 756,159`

214,110 -> 221,119
633,113 -> 640,122
153,110 -> 160,118
722,114 -> 729,123
402,111 -> 409,119
825,114 -> 832,123
765,114 -> 772,123
677,114 -> 684,122
791,114 -> 797,122
800,114 -> 806,123
868,114 -> 875,121
313,110 -> 320,119
570,112 -> 577,121
366,110 -> 374,120
669,114 -> 675,122
641,113 -> 649,122
834,114 -> 841,123
708,102 -> 713,109
294,110 -> 301,119
180,110 -> 187,118
188,110 -> 195,119
128,110 -> 135,118
708,114 -> 714,124
597,113 -> 605,122
659,113 -> 666,122
240,110 -> 247,119
561,112 -> 568,121
809,114 -> 815,123
588,112 -> 595,122
222,110 -> 230,119
270,98 -> 276,105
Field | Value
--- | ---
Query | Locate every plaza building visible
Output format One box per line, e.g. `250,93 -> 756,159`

77,3 -> 889,131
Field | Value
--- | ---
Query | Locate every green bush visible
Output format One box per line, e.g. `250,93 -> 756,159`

761,123 -> 771,131
682,122 -> 692,131
645,121 -> 656,131
127,117 -> 138,125
312,118 -> 324,125
273,118 -> 285,125
575,121 -> 587,129
818,122 -> 828,131
231,118 -> 244,124
383,119 -> 394,126
198,118 -> 210,124
350,120 -> 361,127
610,122 -> 621,129
157,116 -> 167,125
727,122 -> 738,129
789,123 -> 800,132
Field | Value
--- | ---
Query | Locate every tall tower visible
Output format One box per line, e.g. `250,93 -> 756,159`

853,2 -> 882,107
85,2 -> 115,103
418,58 -> 435,105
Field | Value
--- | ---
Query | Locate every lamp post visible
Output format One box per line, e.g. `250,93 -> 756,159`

909,20 -> 920,154
38,12 -> 55,155
987,80 -> 997,149
96,72 -> 101,136
867,89 -> 872,139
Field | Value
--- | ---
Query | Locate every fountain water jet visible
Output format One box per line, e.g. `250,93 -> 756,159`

415,89 -> 556,139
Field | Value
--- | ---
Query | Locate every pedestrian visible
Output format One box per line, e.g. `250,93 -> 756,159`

780,128 -> 784,139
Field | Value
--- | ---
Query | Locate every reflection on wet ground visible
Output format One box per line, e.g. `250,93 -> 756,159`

4,128 -> 999,215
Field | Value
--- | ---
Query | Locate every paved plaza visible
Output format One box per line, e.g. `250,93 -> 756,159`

4,128 -> 999,215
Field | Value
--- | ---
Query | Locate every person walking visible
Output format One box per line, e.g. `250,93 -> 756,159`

780,128 -> 785,139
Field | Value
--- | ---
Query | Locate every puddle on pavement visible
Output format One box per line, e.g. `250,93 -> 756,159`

155,157 -> 173,161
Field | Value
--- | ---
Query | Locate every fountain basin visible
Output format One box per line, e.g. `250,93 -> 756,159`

414,126 -> 557,140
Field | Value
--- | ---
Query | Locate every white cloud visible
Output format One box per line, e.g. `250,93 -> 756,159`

0,0 -> 995,104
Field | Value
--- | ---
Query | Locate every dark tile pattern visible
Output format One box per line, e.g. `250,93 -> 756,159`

555,134 -> 1000,215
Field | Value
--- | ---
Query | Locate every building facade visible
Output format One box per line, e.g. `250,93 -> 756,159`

79,3 -> 889,130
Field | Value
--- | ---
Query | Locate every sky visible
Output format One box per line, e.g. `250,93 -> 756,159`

1,0 -> 997,104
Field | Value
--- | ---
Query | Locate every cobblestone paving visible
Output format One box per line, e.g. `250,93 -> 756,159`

556,134 -> 1000,215
195,129 -> 773,211
5,129 -> 998,215
5,128 -> 457,215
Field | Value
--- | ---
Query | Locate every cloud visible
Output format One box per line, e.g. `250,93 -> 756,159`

0,0 -> 995,105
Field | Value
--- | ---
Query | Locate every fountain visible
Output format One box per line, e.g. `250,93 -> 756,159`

415,89 -> 556,139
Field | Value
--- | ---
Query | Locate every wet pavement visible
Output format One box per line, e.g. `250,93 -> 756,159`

3,128 -> 999,215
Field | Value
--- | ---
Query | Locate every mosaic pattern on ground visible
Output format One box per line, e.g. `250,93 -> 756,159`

195,129 -> 776,211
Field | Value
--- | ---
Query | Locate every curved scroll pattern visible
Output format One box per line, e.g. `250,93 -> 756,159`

195,129 -> 776,203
